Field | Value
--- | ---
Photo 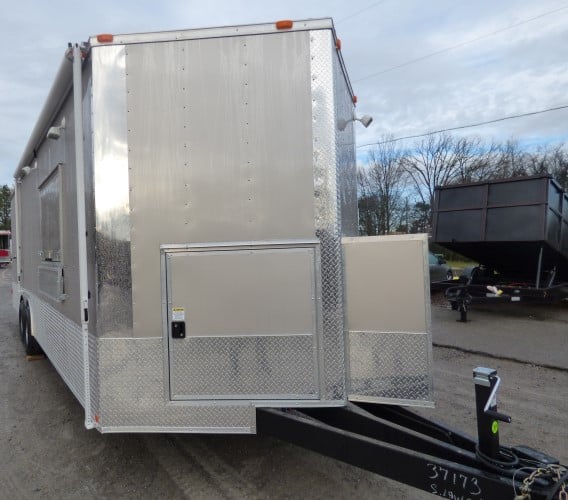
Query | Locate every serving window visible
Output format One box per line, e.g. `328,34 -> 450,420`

39,166 -> 62,262
38,165 -> 65,301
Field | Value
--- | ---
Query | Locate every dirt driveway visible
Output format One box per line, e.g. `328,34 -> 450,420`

1,271 -> 566,499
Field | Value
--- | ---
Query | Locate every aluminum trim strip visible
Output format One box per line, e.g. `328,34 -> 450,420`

347,396 -> 435,408
99,426 -> 253,434
161,239 -> 320,252
89,19 -> 334,47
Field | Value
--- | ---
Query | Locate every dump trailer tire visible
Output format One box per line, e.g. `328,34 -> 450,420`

23,301 -> 43,356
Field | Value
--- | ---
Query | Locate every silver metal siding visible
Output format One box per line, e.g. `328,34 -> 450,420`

91,45 -> 133,337
19,93 -> 81,325
125,32 -> 314,338
85,27 -> 360,430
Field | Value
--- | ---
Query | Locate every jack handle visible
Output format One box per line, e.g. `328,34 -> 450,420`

483,374 -> 512,423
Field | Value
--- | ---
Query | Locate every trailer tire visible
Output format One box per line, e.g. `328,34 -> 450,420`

22,301 -> 43,356
18,300 -> 27,344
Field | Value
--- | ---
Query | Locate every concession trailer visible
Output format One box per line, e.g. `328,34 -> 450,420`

12,18 -> 432,433
12,19 -> 566,499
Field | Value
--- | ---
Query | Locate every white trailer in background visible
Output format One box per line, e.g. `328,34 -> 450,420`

0,229 -> 10,267
12,19 -> 432,434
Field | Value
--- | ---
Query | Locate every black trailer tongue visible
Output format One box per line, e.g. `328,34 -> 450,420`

257,367 -> 567,500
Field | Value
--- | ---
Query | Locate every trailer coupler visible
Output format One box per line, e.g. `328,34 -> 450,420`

257,368 -> 566,499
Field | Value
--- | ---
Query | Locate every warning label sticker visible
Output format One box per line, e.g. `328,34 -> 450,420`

172,307 -> 185,321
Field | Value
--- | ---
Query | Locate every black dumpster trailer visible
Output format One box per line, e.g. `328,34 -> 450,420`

432,175 -> 568,320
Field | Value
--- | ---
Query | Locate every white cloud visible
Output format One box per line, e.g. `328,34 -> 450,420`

1,0 -> 567,184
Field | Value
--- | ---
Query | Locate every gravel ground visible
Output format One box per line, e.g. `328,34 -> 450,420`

1,271 -> 566,499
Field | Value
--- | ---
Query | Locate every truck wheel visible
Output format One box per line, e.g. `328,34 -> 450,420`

23,302 -> 43,356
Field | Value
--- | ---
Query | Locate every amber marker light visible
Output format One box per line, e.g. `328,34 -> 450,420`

275,20 -> 294,30
96,34 -> 114,43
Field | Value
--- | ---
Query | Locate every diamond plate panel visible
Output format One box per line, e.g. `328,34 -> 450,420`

348,331 -> 433,406
88,333 -> 100,422
170,335 -> 318,399
96,337 -> 254,431
12,282 -> 20,311
310,30 -> 346,401
27,292 -> 85,405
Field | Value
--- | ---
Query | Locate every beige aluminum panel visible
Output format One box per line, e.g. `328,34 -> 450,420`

342,234 -> 430,333
126,32 -> 315,337
342,234 -> 433,406
167,247 -> 317,337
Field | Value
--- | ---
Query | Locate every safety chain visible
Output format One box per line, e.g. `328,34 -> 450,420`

513,464 -> 567,500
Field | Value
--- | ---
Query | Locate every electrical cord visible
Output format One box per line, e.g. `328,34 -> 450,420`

475,444 -> 520,473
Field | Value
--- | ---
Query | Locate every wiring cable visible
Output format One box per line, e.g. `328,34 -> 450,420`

357,104 -> 568,148
353,3 -> 568,83
336,0 -> 388,24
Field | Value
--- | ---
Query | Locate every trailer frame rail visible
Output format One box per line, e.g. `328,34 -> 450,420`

257,402 -> 566,499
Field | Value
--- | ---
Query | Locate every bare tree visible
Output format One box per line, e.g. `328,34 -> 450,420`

357,168 -> 379,236
366,138 -> 407,234
523,143 -> 568,189
453,136 -> 500,183
402,133 -> 462,210
547,144 -> 568,190
491,138 -> 529,179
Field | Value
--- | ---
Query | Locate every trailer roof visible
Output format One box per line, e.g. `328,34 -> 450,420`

15,18 -> 352,180
89,18 -> 334,46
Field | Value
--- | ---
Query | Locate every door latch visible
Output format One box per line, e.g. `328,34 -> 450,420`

171,321 -> 186,339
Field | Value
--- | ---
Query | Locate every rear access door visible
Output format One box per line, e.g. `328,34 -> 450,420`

163,242 -> 321,402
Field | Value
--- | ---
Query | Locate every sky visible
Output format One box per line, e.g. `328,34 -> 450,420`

1,0 -> 567,185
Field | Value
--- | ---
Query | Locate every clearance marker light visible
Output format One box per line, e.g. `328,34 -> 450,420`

275,20 -> 294,30
336,39 -> 342,50
96,34 -> 114,43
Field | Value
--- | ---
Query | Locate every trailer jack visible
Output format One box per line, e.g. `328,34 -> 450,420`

257,367 -> 567,499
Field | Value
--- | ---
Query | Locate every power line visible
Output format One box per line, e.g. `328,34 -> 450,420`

336,0 -> 388,24
357,104 -> 568,148
353,4 -> 568,83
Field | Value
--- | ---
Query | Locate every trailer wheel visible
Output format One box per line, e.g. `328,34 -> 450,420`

18,300 -> 27,344
23,301 -> 43,356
